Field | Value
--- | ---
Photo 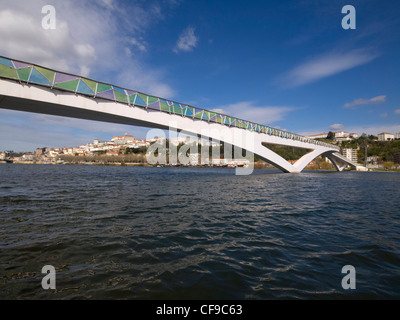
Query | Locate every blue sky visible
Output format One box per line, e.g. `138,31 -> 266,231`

1,0 -> 400,151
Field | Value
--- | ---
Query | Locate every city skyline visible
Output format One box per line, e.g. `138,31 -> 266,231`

1,0 -> 400,151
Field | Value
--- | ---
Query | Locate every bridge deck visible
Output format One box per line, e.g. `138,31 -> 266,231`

0,56 -> 339,152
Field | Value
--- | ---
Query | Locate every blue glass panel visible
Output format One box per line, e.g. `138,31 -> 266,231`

29,68 -> 52,86
0,57 -> 13,68
134,94 -> 146,106
77,79 -> 95,95
113,86 -> 126,94
185,107 -> 194,117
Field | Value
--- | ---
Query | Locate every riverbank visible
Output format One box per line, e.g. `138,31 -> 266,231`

4,160 -> 399,172
3,160 -> 277,170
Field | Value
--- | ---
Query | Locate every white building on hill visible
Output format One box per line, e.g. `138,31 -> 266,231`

378,132 -> 395,141
341,148 -> 358,163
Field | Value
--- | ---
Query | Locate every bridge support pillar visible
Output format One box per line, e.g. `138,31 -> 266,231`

326,153 -> 348,172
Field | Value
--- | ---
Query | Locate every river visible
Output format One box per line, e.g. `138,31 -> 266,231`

1,164 -> 399,299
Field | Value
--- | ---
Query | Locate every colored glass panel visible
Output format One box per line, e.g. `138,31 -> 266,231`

80,78 -> 97,93
0,63 -> 18,80
185,106 -> 194,117
113,87 -> 126,95
13,61 -> 32,69
54,72 -> 78,84
114,90 -> 128,103
148,96 -> 159,104
172,104 -> 182,115
126,89 -> 136,96
194,110 -> 203,119
54,79 -> 79,91
134,94 -> 146,106
97,89 -> 115,100
129,94 -> 137,104
148,101 -> 161,110
17,67 -> 32,81
35,66 -> 55,83
29,68 -> 52,86
0,57 -> 13,68
160,101 -> 170,112
97,83 -> 112,93
137,93 -> 148,105
76,79 -> 95,95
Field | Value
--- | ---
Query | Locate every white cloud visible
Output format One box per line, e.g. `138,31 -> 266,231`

129,38 -> 147,52
102,0 -> 114,9
329,124 -> 345,130
174,26 -> 198,53
0,1 -> 174,97
212,101 -> 296,125
394,109 -> 400,115
0,8 -> 95,74
277,49 -> 379,88
380,113 -> 388,118
344,95 -> 386,109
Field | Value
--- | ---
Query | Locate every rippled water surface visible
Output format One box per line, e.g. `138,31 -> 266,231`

1,164 -> 400,299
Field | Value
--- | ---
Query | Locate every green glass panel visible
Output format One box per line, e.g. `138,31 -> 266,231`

216,115 -> 222,124
54,79 -> 79,91
129,94 -> 137,104
0,63 -> 19,80
148,96 -> 159,104
16,67 -> 32,81
194,111 -> 203,119
160,101 -> 170,112
114,90 -> 128,103
97,82 -> 112,93
173,105 -> 182,115
35,66 -> 55,83
82,78 -> 97,92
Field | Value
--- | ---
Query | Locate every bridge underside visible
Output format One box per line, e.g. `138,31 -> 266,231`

0,94 -> 168,130
0,80 -> 357,173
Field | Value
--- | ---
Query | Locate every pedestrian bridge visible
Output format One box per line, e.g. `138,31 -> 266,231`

0,56 -> 356,173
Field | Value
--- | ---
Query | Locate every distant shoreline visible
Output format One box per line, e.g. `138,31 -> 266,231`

2,161 -> 399,172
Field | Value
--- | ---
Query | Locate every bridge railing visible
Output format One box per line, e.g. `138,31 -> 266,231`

0,56 -> 340,152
